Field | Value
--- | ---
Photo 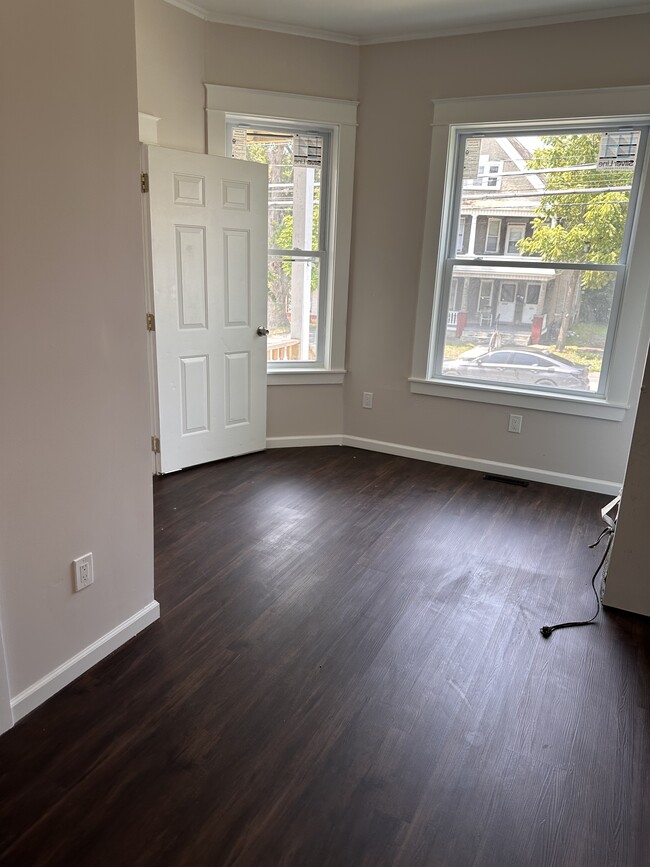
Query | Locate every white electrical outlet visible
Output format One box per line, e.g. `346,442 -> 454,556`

73,552 -> 94,592
508,414 -> 523,434
362,392 -> 373,409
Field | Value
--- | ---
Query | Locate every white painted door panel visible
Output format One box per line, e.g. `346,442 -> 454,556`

147,146 -> 268,473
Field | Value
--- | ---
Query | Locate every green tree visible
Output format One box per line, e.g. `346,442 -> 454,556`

243,136 -> 294,331
519,134 -> 633,349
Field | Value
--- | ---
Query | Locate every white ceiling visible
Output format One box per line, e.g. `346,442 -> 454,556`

165,0 -> 650,43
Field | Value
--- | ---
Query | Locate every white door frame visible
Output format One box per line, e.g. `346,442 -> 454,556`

0,610 -> 13,734
139,114 -> 162,474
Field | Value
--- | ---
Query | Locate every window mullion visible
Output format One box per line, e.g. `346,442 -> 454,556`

447,258 -> 625,274
268,249 -> 325,258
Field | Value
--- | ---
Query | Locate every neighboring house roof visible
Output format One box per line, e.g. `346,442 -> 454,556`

495,137 -> 545,191
461,137 -> 542,218
460,196 -> 539,217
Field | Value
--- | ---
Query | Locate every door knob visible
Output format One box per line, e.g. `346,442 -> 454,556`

256,326 -> 269,336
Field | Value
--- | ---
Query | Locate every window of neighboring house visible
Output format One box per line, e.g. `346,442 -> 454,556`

485,218 -> 501,254
478,280 -> 494,311
228,123 -> 329,367
499,282 -> 516,304
526,282 -> 541,305
467,155 -> 504,189
206,84 -> 357,383
411,95 -> 650,418
505,223 -> 526,255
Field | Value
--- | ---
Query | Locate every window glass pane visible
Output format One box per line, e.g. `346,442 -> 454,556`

441,264 -> 616,393
267,255 -> 320,363
478,280 -> 493,311
505,223 -> 526,254
485,219 -> 501,254
232,127 -> 323,251
457,131 -> 640,264
526,282 -> 541,305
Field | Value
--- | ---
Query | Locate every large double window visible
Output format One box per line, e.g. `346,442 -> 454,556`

435,124 -> 647,397
412,91 -> 650,419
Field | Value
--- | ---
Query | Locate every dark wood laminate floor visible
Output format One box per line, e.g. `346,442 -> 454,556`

0,447 -> 648,866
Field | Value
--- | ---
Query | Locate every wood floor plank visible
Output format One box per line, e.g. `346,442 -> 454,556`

0,447 -> 648,866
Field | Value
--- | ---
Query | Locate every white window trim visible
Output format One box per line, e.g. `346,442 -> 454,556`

411,86 -> 650,421
205,84 -> 358,385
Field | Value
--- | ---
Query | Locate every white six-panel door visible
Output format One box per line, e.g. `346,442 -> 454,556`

147,146 -> 268,474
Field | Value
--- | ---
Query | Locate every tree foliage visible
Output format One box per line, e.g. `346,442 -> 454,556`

518,134 -> 633,289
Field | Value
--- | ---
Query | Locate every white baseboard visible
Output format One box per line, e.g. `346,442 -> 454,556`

266,434 -> 344,448
10,600 -> 160,724
342,435 -> 621,495
267,432 -> 620,495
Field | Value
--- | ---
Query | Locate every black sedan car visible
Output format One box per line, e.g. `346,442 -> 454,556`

442,348 -> 591,391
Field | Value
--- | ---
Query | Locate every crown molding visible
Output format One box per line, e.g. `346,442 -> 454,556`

162,0 -> 358,43
358,4 -> 650,44
203,10 -> 359,44
163,0 -> 210,21
162,1 -> 650,47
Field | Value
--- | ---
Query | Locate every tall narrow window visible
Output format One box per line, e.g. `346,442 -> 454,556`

505,223 -> 526,255
230,124 -> 330,366
485,218 -> 501,254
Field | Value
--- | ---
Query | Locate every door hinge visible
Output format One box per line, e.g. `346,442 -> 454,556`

146,312 -> 155,331
151,436 -> 160,454
141,172 -> 149,193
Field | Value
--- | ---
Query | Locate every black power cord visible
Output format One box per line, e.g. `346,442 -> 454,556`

540,528 -> 615,638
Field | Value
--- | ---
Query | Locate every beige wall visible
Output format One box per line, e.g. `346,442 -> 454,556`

136,0 -> 206,152
267,386 -> 344,438
346,15 -> 650,485
204,21 -> 359,102
0,0 -> 154,696
135,0 -> 359,153
134,0 -> 360,437
605,349 -> 650,616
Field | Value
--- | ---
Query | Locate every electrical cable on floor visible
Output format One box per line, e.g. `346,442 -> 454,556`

539,528 -> 615,638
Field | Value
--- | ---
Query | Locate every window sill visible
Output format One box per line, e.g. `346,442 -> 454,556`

267,369 -> 346,386
409,377 -> 628,420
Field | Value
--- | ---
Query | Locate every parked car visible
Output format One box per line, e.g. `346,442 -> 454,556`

443,348 -> 590,390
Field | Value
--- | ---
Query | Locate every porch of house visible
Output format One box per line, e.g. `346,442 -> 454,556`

446,310 -> 549,348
